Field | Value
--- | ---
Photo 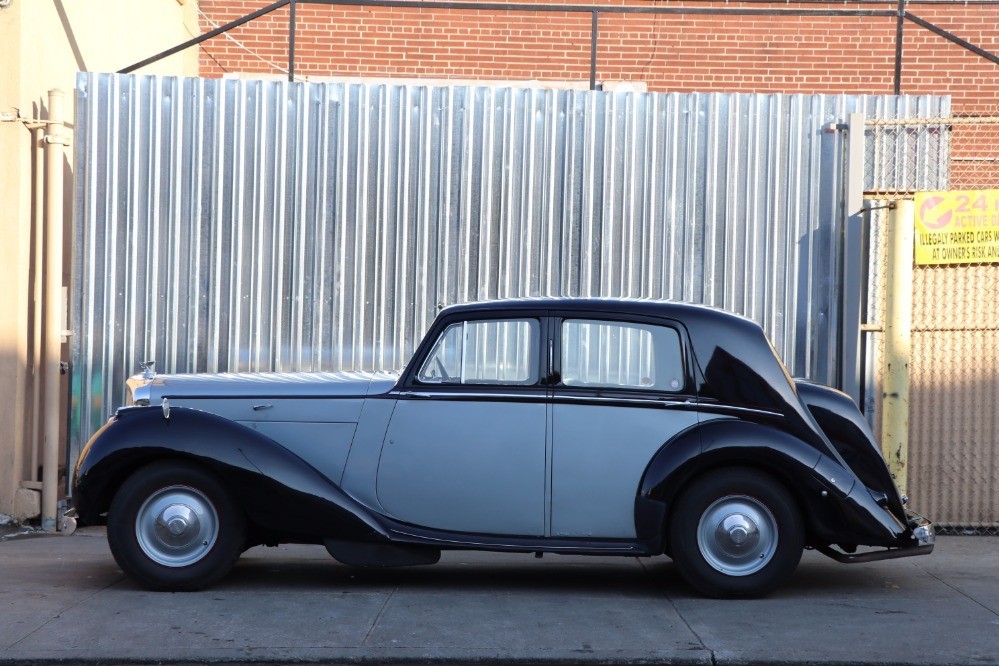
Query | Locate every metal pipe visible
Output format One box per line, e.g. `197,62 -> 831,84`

839,112 -> 866,405
119,0 -> 291,73
300,0 -> 896,16
893,0 -> 905,95
30,126 -> 44,483
881,199 -> 913,496
119,0 -> 999,77
289,0 -> 297,82
589,11 -> 598,91
120,0 -> 896,74
904,12 -> 999,66
41,89 -> 66,532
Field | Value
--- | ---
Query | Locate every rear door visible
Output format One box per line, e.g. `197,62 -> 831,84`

376,315 -> 548,536
550,314 -> 698,538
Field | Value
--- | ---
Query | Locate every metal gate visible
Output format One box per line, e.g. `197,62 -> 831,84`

70,72 -> 947,471
864,109 -> 999,532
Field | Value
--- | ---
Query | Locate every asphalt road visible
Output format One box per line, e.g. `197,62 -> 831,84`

1,528 -> 997,666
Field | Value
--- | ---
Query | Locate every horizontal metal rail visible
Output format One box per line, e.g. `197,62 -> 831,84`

867,116 -> 999,125
293,0 -> 896,15
120,0 -> 999,96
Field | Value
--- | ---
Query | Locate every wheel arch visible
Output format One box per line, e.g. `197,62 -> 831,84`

74,406 -> 390,544
77,449 -> 220,523
637,418 -> 838,549
661,459 -> 815,552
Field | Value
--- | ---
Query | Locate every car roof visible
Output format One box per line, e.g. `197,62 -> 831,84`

438,297 -> 749,326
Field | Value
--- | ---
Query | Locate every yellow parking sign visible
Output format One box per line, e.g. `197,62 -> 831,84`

914,190 -> 999,265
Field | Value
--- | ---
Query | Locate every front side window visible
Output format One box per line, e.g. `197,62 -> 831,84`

561,319 -> 684,391
418,319 -> 539,385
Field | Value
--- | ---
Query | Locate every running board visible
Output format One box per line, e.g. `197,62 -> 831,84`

380,521 -> 658,556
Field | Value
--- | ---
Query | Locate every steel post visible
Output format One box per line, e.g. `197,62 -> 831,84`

881,199 -> 913,494
589,11 -> 598,91
30,127 -> 45,483
840,112 -> 866,405
289,0 -> 297,82
893,0 -> 905,94
41,90 -> 66,532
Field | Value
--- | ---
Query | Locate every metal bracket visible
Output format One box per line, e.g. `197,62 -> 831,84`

861,203 -> 896,212
0,109 -> 56,129
43,135 -> 70,146
822,122 -> 849,133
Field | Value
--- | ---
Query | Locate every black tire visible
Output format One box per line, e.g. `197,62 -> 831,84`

668,468 -> 804,598
107,460 -> 246,591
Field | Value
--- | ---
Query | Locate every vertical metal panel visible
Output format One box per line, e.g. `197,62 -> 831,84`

70,72 -> 948,465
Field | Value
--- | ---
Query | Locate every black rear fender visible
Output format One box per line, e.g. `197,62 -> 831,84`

795,380 -> 906,521
638,419 -> 909,548
73,406 -> 388,543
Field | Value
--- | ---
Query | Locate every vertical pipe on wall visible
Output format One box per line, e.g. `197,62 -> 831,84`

30,126 -> 45,483
840,112 -> 866,405
881,199 -> 913,495
893,0 -> 906,95
288,0 -> 296,83
41,90 -> 66,532
589,11 -> 598,91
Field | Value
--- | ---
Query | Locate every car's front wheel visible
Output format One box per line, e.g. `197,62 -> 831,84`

668,468 -> 803,598
107,460 -> 246,591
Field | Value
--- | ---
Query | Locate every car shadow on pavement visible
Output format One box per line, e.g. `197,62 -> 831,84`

87,546 -> 880,600
215,553 -> 677,597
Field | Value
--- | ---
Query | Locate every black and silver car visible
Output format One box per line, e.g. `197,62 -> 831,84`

73,298 -> 933,597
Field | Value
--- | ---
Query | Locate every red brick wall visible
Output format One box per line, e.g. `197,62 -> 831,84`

197,1 -> 999,113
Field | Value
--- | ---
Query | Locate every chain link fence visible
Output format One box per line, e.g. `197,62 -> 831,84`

865,108 -> 999,536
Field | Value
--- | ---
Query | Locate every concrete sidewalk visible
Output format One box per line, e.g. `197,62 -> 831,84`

1,528 -> 997,666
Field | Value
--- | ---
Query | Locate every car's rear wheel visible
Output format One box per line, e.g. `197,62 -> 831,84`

668,468 -> 803,598
108,460 -> 246,591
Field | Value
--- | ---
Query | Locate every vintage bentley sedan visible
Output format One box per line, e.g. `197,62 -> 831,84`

74,298 -> 933,597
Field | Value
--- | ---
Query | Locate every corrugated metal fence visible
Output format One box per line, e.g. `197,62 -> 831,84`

70,72 -> 948,464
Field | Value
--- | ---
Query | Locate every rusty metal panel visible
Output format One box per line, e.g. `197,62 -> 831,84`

70,72 -> 947,472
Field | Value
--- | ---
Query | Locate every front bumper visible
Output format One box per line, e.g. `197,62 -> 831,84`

816,508 -> 934,564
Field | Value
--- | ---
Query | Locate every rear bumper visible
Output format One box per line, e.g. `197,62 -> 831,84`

816,509 -> 934,564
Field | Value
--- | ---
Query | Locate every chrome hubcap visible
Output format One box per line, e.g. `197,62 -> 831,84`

697,495 -> 778,576
135,486 -> 218,567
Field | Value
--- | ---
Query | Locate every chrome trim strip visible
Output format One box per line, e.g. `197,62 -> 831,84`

695,403 -> 784,419
394,391 -> 546,401
551,395 -> 695,409
160,393 -> 372,400
392,390 -> 784,418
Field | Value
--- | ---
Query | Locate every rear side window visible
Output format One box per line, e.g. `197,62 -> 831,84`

418,319 -> 540,385
561,319 -> 684,392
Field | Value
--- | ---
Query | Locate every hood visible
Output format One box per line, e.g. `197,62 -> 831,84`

131,370 -> 399,404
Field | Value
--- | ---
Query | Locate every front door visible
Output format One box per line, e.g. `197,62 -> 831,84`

377,317 -> 547,536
